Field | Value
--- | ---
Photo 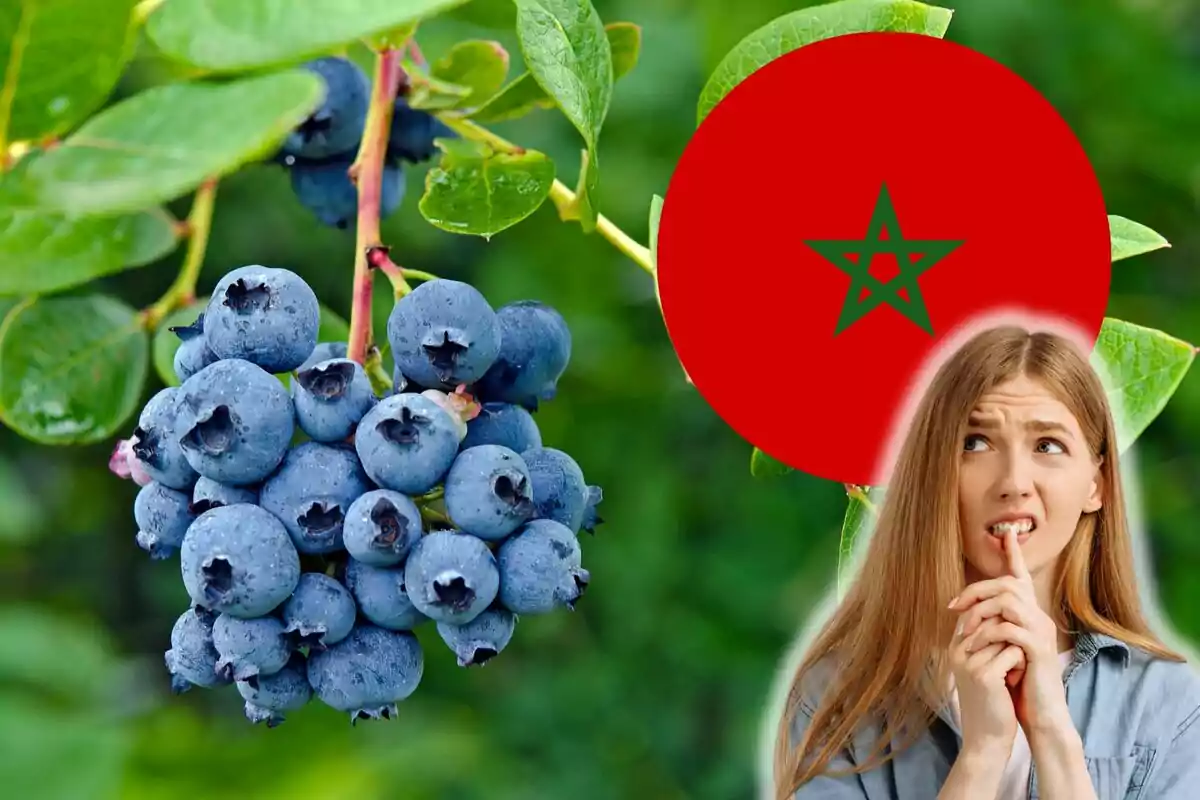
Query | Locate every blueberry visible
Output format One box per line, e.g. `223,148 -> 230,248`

212,613 -> 292,685
288,157 -> 405,230
444,445 -> 534,541
190,476 -> 258,516
386,279 -> 501,390
282,57 -> 370,161
298,341 -> 348,373
436,608 -> 516,667
497,518 -> 589,614
169,312 -> 218,382
175,359 -> 295,485
354,394 -> 459,494
202,265 -> 320,374
131,387 -> 198,491
280,572 -> 357,649
580,485 -> 604,534
343,489 -> 423,567
134,481 -> 195,560
259,442 -> 371,554
307,624 -> 424,722
462,402 -> 542,452
344,558 -> 428,630
237,654 -> 312,727
387,97 -> 457,163
292,358 -> 378,443
475,301 -> 571,411
164,606 -> 229,692
392,362 -> 408,395
403,531 -> 499,625
180,504 -> 301,618
521,447 -> 589,533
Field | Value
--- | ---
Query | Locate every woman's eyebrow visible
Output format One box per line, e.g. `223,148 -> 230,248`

966,415 -> 1075,438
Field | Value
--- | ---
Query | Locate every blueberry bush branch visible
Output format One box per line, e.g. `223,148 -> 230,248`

366,245 -> 418,299
141,177 -> 218,330
133,0 -> 166,25
347,47 -> 409,365
437,115 -> 655,276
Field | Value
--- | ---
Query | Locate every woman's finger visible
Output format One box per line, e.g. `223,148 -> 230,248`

963,640 -> 1006,671
965,620 -> 1036,655
1005,663 -> 1026,687
1005,527 -> 1032,582
959,593 -> 1031,637
983,644 -> 1026,681
948,576 -> 1023,610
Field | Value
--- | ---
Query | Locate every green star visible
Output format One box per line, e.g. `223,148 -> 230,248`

804,184 -> 963,336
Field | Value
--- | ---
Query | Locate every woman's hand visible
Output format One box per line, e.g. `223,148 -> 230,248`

948,527 -> 1073,737
948,614 -> 1026,755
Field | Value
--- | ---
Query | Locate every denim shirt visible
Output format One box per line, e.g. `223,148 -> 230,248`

788,631 -> 1200,799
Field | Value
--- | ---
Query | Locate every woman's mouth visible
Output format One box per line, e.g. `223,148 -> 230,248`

986,517 -> 1036,545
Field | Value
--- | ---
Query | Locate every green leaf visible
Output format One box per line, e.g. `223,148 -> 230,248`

151,302 -> 204,388
837,486 -> 884,598
697,0 -> 953,125
318,303 -> 351,343
448,0 -> 516,29
429,40 -> 509,108
419,140 -> 555,237
1091,318 -> 1196,454
470,22 -> 639,123
404,66 -> 474,111
145,0 -> 471,72
468,76 -> 554,123
649,192 -> 663,307
607,22 -> 643,79
750,447 -> 793,478
513,0 -> 613,229
0,294 -> 148,445
0,0 -> 139,143
8,71 -> 323,216
0,609 -> 130,799
1110,215 -> 1170,262
0,207 -> 179,296
367,20 -> 420,51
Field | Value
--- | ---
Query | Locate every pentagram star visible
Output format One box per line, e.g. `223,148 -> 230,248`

804,184 -> 963,336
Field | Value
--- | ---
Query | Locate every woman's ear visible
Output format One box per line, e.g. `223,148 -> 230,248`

1084,457 -> 1104,513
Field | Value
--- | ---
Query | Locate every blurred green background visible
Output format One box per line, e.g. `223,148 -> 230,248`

2,0 -> 1200,798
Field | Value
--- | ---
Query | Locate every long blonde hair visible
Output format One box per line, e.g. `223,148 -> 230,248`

773,324 -> 1184,799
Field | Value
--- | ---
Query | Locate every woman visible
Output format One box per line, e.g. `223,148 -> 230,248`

772,324 -> 1200,799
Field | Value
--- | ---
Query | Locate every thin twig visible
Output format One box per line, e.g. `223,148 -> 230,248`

347,48 -> 407,364
141,178 -> 218,330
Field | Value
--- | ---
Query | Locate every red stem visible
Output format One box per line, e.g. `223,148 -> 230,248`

366,245 -> 403,278
347,49 -> 403,364
408,39 -> 427,68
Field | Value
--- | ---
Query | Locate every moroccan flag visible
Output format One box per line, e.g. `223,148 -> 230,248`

657,32 -> 1111,486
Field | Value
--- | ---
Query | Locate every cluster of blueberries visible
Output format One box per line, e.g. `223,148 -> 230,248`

127,265 -> 601,725
276,56 -> 456,229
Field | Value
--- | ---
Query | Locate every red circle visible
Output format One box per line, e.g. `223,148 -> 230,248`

658,32 -> 1111,486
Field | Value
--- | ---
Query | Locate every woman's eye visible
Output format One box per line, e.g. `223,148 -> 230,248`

1036,439 -> 1066,455
963,434 -> 987,452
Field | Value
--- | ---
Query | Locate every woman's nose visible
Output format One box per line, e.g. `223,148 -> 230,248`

996,454 -> 1034,498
